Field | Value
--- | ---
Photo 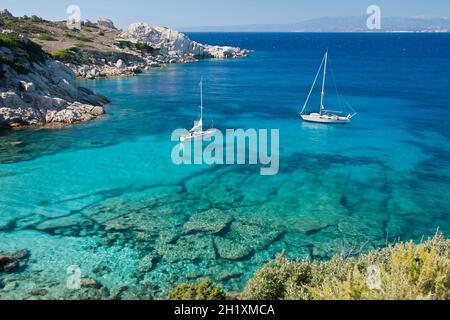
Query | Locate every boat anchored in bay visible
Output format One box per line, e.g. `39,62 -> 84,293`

180,79 -> 217,142
300,51 -> 357,124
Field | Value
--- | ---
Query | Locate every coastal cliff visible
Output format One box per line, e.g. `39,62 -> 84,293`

0,30 -> 108,127
0,9 -> 249,127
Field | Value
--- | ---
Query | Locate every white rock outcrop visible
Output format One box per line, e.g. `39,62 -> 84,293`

96,18 -> 116,30
115,59 -> 125,69
119,23 -> 249,60
45,102 -> 104,124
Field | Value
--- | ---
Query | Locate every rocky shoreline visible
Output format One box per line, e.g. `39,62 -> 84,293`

0,10 -> 249,127
67,22 -> 249,80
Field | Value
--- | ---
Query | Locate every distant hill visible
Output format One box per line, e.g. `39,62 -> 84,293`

180,16 -> 450,32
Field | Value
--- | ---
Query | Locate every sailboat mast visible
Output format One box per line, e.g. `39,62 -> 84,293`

320,51 -> 328,115
200,79 -> 203,122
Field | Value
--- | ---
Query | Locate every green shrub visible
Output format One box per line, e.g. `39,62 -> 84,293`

313,235 -> 450,300
1,55 -> 12,77
242,254 -> 332,300
12,61 -> 29,74
134,42 -> 155,52
114,40 -> 132,49
30,15 -> 46,23
73,43 -> 93,49
0,55 -> 10,64
1,16 -> 19,24
37,33 -> 57,41
169,279 -> 226,300
114,40 -> 156,53
2,16 -> 48,35
98,31 -> 105,36
75,35 -> 94,42
242,233 -> 450,301
52,48 -> 78,63
0,33 -> 47,62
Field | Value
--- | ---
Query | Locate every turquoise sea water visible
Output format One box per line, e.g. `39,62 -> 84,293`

0,33 -> 449,298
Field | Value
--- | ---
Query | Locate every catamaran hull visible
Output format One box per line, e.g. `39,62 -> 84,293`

180,129 -> 217,142
301,114 -> 351,124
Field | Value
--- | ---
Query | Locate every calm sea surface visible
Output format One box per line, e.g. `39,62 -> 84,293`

0,33 -> 449,297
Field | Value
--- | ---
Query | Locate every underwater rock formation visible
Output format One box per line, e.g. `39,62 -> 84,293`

0,249 -> 29,272
183,209 -> 232,235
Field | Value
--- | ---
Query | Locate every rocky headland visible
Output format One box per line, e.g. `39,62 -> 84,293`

0,30 -> 108,127
0,9 -> 249,127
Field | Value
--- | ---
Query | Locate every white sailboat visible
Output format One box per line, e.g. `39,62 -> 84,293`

180,79 -> 217,142
300,51 -> 357,124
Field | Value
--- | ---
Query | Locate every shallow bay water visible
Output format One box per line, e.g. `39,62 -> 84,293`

0,33 -> 449,298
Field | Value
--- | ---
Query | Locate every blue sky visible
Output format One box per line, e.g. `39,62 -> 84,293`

2,0 -> 449,29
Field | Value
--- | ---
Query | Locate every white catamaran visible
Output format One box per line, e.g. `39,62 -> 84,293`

180,79 -> 217,142
300,51 -> 357,124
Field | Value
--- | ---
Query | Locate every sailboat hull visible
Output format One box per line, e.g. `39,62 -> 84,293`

301,113 -> 351,124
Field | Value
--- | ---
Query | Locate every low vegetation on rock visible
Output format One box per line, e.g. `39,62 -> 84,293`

168,279 -> 226,300
114,40 -> 156,53
0,13 -> 49,35
0,32 -> 47,62
74,34 -> 94,43
37,33 -> 57,41
242,233 -> 449,300
52,47 -> 78,63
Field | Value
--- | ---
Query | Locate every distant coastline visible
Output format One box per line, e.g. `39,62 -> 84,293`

179,16 -> 450,33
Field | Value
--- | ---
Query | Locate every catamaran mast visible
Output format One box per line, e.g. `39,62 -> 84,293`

200,79 -> 203,123
320,51 -> 328,115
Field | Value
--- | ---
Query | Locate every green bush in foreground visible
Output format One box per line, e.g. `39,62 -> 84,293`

242,234 -> 449,300
169,279 -> 226,300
